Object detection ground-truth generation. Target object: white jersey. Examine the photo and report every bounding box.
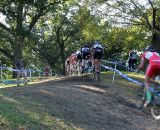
[81,47,90,52]
[93,43,103,49]
[76,51,81,55]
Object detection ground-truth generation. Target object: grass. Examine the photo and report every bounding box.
[0,92,77,130]
[0,77,78,130]
[100,71,145,94]
[0,72,147,130]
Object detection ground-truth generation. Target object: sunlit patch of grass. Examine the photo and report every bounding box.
[39,113,79,130]
[0,98,78,130]
[0,88,78,130]
[100,71,145,92]
[0,76,67,89]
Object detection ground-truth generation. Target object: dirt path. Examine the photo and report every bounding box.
[1,76,160,130]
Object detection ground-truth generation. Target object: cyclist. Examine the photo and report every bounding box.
[91,40,104,73]
[136,45,160,108]
[75,50,82,61]
[69,52,77,75]
[127,49,138,71]
[81,44,91,73]
[16,56,28,85]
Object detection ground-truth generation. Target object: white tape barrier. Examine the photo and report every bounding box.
[101,64,160,96]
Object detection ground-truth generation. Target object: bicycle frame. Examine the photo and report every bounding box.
[139,83,160,120]
[81,59,90,76]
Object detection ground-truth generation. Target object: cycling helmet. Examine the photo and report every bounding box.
[83,44,89,48]
[94,40,101,44]
[144,45,154,52]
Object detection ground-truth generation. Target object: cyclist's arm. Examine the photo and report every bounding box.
[137,57,145,71]
[102,47,104,54]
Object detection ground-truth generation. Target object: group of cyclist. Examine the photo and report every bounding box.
[66,41,160,109]
[65,40,104,76]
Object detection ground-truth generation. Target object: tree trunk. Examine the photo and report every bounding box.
[152,8,160,52]
[152,33,160,52]
[13,37,24,78]
[60,44,65,75]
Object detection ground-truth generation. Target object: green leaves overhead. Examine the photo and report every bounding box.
[1,0,160,74]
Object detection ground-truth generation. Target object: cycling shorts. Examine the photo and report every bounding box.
[82,53,90,60]
[93,51,102,59]
[146,64,160,78]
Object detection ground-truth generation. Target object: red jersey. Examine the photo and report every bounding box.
[142,51,160,77]
[142,51,160,65]
[69,53,77,64]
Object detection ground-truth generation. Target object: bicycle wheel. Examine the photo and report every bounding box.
[151,104,160,120]
[95,72,100,82]
[151,94,160,120]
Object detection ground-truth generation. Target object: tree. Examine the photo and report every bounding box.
[94,0,160,51]
[27,0,80,75]
[52,6,80,74]
[0,0,62,77]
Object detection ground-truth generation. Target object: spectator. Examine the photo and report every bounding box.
[16,56,27,85]
[127,49,137,71]
[45,65,50,76]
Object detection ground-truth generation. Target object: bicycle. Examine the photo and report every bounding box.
[81,59,90,76]
[138,82,160,120]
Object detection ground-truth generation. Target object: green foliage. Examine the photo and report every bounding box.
[1,0,160,74]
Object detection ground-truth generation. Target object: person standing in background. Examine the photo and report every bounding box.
[127,49,138,71]
[16,56,27,86]
[45,64,50,76]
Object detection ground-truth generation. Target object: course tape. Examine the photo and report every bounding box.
[0,66,40,72]
[102,60,136,72]
[2,80,25,84]
[101,64,143,86]
[101,64,160,96]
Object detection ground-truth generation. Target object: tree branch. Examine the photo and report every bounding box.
[0,22,14,35]
[0,48,13,59]
[147,0,154,9]
[27,1,61,34]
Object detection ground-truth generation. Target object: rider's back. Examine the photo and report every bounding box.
[92,40,103,59]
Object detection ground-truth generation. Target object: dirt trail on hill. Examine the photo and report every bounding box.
[1,76,160,130]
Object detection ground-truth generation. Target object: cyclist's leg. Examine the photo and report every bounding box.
[92,58,95,72]
[143,75,153,108]
[81,59,85,73]
[97,59,101,73]
[94,59,99,72]
[95,52,102,73]
[70,63,73,75]
[84,59,88,73]
[93,59,100,81]
[150,69,160,120]
[150,82,160,120]
[143,65,155,107]
[77,60,80,75]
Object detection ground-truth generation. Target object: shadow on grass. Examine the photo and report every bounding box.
[0,73,159,130]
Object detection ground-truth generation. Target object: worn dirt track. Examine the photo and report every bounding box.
[1,76,160,130]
